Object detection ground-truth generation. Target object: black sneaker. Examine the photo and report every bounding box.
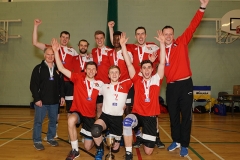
[125,151,133,160]
[33,142,44,150]
[132,136,142,148]
[47,139,59,147]
[66,149,80,160]
[155,138,165,149]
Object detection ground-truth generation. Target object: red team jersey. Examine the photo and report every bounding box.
[100,79,132,116]
[70,73,103,117]
[126,43,160,75]
[92,47,112,83]
[108,49,133,81]
[131,74,161,116]
[164,10,204,83]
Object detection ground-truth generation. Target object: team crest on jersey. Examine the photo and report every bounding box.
[94,83,99,87]
[119,85,123,89]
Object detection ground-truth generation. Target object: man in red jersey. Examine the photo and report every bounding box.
[108,21,165,149]
[163,0,209,157]
[72,39,93,75]
[33,19,78,139]
[52,38,103,160]
[91,30,112,118]
[120,31,166,159]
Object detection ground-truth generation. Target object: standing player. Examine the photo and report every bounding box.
[51,38,103,160]
[108,21,165,148]
[72,39,93,76]
[163,0,209,157]
[33,19,78,138]
[91,30,112,118]
[91,65,132,160]
[120,31,166,159]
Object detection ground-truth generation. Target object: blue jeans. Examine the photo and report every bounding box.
[32,104,58,143]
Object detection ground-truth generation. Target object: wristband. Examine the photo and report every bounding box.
[200,7,206,10]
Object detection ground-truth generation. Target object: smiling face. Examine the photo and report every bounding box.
[162,28,174,46]
[95,33,105,48]
[78,41,88,54]
[108,66,121,83]
[135,28,147,46]
[140,63,153,80]
[59,33,70,46]
[44,48,54,64]
[85,64,97,79]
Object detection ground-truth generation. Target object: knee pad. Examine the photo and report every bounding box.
[91,124,103,138]
[123,117,134,127]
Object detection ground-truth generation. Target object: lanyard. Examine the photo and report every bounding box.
[60,47,67,63]
[45,61,54,78]
[165,43,172,65]
[79,55,85,71]
[137,45,146,63]
[113,50,119,66]
[143,79,151,100]
[85,79,94,99]
[97,47,105,64]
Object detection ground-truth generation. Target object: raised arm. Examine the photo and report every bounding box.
[200,0,209,10]
[32,19,46,50]
[154,31,166,79]
[119,33,136,79]
[51,38,71,78]
[108,21,115,46]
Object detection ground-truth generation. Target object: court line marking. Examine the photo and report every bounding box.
[0,120,48,148]
[190,135,224,160]
[0,119,34,135]
[159,125,192,160]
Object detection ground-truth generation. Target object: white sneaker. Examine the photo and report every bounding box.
[43,136,47,141]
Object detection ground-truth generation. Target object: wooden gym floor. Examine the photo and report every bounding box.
[0,107,240,160]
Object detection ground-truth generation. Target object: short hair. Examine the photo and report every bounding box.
[44,47,53,53]
[94,30,105,38]
[135,26,146,35]
[60,31,70,39]
[78,39,89,47]
[162,25,174,33]
[140,60,153,67]
[85,61,98,70]
[108,65,121,74]
[113,31,122,36]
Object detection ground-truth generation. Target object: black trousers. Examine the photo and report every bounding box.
[166,78,193,147]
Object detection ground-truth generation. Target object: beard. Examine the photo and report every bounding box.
[79,49,87,54]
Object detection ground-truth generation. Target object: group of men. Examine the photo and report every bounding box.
[30,0,209,160]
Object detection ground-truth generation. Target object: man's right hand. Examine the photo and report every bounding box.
[34,19,42,26]
[35,100,42,107]
[108,21,115,28]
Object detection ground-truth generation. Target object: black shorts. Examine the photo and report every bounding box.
[64,81,74,112]
[96,95,103,104]
[133,113,157,148]
[70,111,95,139]
[99,112,123,141]
[125,85,134,107]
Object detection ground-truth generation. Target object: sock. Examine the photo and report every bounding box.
[71,140,79,151]
[96,141,104,150]
[126,147,132,153]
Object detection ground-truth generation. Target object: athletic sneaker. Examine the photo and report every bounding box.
[47,139,59,146]
[95,149,104,160]
[155,138,165,148]
[167,142,181,151]
[125,151,133,160]
[66,149,80,160]
[132,136,143,148]
[33,142,44,150]
[180,147,188,157]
